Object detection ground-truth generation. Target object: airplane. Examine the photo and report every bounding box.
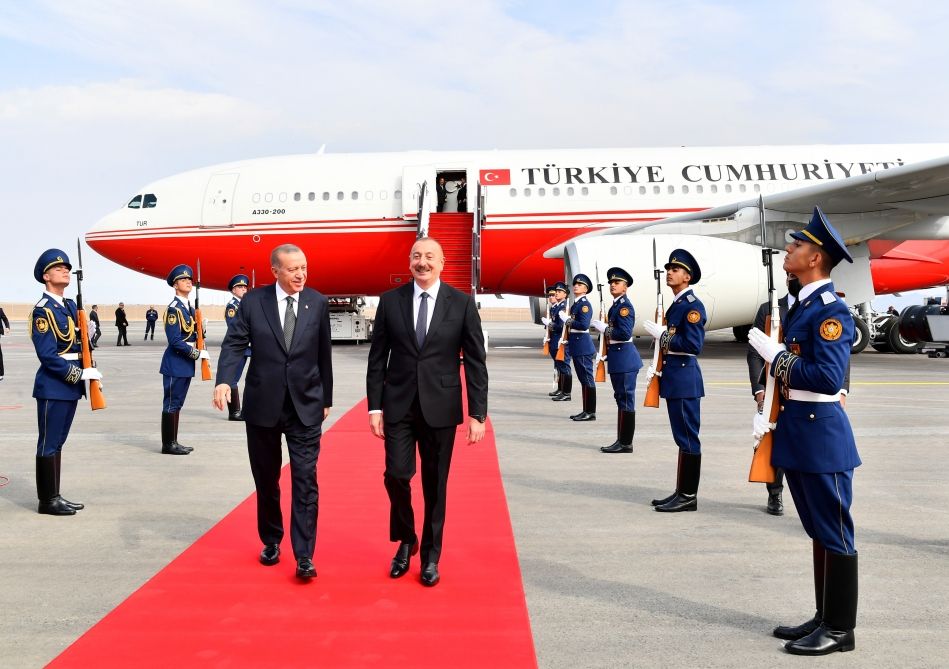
[86,143,949,350]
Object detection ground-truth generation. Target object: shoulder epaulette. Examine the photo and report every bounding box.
[36,298,48,308]
[687,294,696,303]
[168,300,179,309]
[821,292,837,305]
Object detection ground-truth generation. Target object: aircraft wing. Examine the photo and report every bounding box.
[544,154,949,257]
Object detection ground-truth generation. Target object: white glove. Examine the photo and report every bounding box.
[591,319,607,333]
[643,320,666,339]
[81,367,103,381]
[748,328,787,363]
[541,317,551,327]
[558,310,568,323]
[198,349,211,361]
[646,364,657,380]
[753,411,773,440]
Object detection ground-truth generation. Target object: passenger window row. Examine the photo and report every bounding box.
[507,183,761,197]
[252,190,403,204]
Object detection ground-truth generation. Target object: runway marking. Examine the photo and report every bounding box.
[0,405,24,410]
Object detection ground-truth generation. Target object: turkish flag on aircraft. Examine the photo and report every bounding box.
[479,169,511,185]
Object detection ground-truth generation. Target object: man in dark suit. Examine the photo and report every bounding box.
[367,237,488,587]
[115,302,129,346]
[213,243,333,581]
[88,305,101,348]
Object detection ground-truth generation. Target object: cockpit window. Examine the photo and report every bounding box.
[143,194,157,208]
[128,195,142,209]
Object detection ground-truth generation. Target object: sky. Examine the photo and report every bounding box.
[1,0,948,310]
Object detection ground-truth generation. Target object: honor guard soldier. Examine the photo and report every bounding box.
[591,267,642,453]
[560,274,596,421]
[544,281,573,401]
[160,264,209,455]
[30,249,103,515]
[644,249,706,512]
[224,274,251,420]
[749,208,860,656]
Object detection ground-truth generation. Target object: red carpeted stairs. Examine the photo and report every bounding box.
[427,213,473,292]
[48,398,536,668]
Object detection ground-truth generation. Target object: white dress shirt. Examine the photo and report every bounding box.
[413,279,440,336]
[275,282,300,323]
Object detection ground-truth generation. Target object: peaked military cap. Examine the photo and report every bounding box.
[552,281,569,292]
[572,273,593,292]
[665,249,701,285]
[166,264,195,287]
[547,285,557,295]
[228,274,250,291]
[34,249,72,283]
[790,206,854,266]
[607,266,633,285]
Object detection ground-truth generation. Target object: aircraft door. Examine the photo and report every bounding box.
[202,173,239,228]
[401,164,436,237]
[471,176,484,295]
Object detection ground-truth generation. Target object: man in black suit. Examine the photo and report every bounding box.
[367,237,488,587]
[115,302,130,346]
[0,305,9,379]
[89,305,101,348]
[213,243,333,581]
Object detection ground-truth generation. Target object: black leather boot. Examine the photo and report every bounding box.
[36,456,75,516]
[571,386,596,421]
[601,411,634,453]
[652,450,683,506]
[161,412,190,455]
[228,386,244,421]
[53,451,84,510]
[786,552,857,655]
[548,373,562,397]
[774,541,826,640]
[172,412,194,453]
[766,490,784,515]
[656,453,700,512]
[552,374,572,401]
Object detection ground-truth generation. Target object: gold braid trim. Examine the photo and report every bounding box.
[41,307,77,348]
[773,351,798,387]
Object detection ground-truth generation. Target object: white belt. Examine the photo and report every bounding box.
[609,339,635,345]
[787,389,839,403]
[666,352,695,357]
[570,329,590,334]
[60,353,80,360]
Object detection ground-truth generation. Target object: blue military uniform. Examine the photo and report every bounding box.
[30,249,87,515]
[160,264,200,455]
[653,249,706,513]
[565,274,597,421]
[547,281,573,401]
[599,266,643,453]
[763,208,860,655]
[224,274,251,420]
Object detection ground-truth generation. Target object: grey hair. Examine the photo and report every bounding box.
[271,243,303,268]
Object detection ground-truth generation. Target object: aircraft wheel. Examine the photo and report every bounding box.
[870,340,893,353]
[851,315,870,354]
[732,324,752,343]
[887,318,921,354]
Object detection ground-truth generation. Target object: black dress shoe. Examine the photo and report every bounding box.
[784,625,855,655]
[654,493,697,512]
[390,540,419,579]
[570,412,596,421]
[38,497,76,516]
[296,557,316,580]
[161,443,191,455]
[767,491,784,515]
[551,393,571,402]
[651,491,677,507]
[420,562,440,587]
[228,411,244,422]
[548,389,563,397]
[58,495,84,510]
[773,615,821,640]
[259,544,280,566]
[600,442,632,453]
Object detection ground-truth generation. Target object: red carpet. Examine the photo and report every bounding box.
[49,399,536,668]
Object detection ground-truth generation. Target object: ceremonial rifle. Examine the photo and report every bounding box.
[750,196,778,483]
[542,279,550,356]
[643,239,664,408]
[195,259,212,381]
[555,279,568,362]
[594,263,607,382]
[74,239,106,410]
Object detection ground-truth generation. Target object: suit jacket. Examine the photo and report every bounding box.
[216,284,333,427]
[367,282,487,428]
[114,308,128,327]
[88,310,100,327]
[0,307,9,335]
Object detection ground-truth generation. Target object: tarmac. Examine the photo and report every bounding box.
[1,320,948,668]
